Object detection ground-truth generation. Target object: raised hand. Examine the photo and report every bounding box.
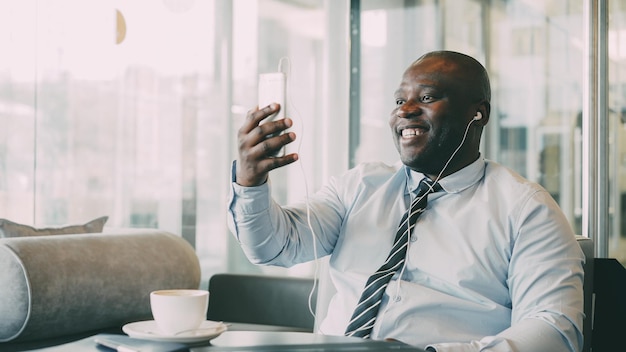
[235,103,298,187]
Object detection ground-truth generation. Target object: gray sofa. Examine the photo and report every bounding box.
[0,229,201,350]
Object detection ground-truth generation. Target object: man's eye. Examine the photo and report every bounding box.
[395,99,405,106]
[421,95,434,102]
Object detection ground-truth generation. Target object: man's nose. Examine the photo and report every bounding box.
[396,101,421,118]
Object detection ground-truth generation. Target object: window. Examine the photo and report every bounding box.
[0,0,349,284]
[353,0,625,263]
[1,0,625,278]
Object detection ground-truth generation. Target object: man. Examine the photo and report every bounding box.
[227,51,584,351]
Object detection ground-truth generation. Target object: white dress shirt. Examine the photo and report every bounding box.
[227,156,585,352]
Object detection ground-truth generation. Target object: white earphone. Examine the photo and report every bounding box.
[391,106,484,307]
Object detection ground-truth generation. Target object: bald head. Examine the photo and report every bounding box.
[413,51,491,103]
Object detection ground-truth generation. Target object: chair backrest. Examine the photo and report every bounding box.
[576,235,594,352]
[591,257,626,352]
[207,273,317,332]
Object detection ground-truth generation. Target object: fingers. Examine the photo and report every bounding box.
[240,105,292,144]
[236,151,299,187]
[256,131,296,156]
[240,103,281,135]
[238,118,294,157]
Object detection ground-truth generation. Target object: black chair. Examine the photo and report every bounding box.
[591,257,626,352]
[576,236,594,352]
[577,235,626,352]
[207,273,317,332]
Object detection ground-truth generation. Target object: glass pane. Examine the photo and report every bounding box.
[230,0,349,276]
[0,0,37,223]
[357,0,584,232]
[0,0,350,282]
[609,0,626,264]
[0,0,231,284]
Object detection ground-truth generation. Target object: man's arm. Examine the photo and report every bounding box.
[427,190,584,352]
[227,160,344,267]
[227,103,312,266]
[426,319,569,352]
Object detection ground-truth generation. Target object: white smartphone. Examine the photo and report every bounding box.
[258,72,286,122]
[258,72,287,156]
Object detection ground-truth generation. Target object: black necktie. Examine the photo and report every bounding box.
[344,178,441,338]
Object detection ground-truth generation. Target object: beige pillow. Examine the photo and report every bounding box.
[0,216,108,238]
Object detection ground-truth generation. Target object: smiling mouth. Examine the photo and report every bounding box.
[401,127,427,138]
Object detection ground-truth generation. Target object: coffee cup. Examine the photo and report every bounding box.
[150,289,209,336]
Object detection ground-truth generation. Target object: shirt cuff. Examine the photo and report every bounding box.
[229,160,271,215]
[425,343,480,352]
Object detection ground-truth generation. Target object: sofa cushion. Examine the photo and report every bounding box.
[0,216,108,238]
[0,229,201,343]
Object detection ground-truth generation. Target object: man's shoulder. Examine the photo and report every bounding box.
[483,160,548,194]
[331,161,404,190]
[350,160,403,174]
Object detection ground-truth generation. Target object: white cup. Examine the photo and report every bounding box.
[150,289,209,336]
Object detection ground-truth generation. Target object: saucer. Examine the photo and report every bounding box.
[122,320,228,343]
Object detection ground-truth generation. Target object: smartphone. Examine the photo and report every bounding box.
[258,72,286,121]
[258,72,287,156]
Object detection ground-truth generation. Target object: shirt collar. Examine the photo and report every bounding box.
[405,155,486,195]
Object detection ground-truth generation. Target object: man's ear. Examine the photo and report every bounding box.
[475,101,490,126]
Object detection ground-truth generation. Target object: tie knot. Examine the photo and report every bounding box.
[416,178,441,197]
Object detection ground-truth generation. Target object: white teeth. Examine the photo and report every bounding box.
[402,128,421,137]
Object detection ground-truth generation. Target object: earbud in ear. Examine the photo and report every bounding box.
[473,112,482,121]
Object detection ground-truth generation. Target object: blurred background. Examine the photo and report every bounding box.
[0,0,624,285]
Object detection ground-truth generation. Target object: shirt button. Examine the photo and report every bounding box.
[394,295,402,302]
[410,235,417,242]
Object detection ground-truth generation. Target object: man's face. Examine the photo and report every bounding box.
[389,57,477,176]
